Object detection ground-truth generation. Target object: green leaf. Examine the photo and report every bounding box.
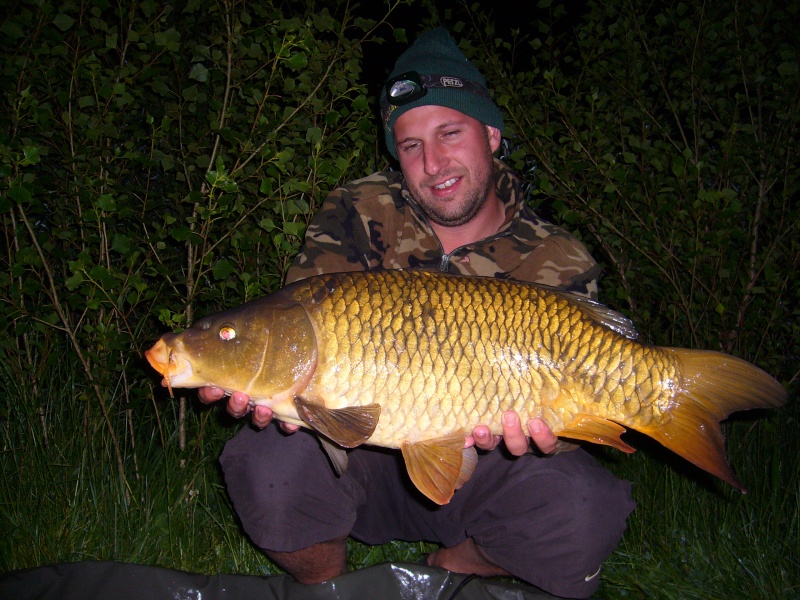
[96,194,116,211]
[89,265,118,290]
[285,198,309,215]
[306,127,322,146]
[287,52,308,70]
[259,179,274,195]
[189,63,208,82]
[7,186,32,204]
[169,225,203,244]
[212,259,235,280]
[154,28,181,52]
[182,85,198,101]
[111,234,131,254]
[777,61,798,77]
[22,146,41,166]
[53,14,75,31]
[283,221,305,237]
[171,225,193,242]
[0,20,25,39]
[276,148,295,164]
[65,273,84,291]
[151,79,171,96]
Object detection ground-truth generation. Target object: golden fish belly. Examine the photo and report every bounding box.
[294,270,676,448]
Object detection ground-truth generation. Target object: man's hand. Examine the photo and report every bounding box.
[467,411,559,455]
[197,386,299,432]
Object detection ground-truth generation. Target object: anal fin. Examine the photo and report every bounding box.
[294,397,380,448]
[401,430,476,505]
[559,415,635,453]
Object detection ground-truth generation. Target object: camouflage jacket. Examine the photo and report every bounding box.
[286,159,600,300]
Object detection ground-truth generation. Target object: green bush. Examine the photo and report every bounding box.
[2,0,386,487]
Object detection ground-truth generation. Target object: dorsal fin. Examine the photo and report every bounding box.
[545,287,638,340]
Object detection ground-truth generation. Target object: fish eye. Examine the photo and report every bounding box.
[219,325,237,341]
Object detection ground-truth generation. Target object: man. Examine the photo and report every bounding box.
[200,27,635,599]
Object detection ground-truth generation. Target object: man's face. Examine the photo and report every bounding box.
[394,105,502,227]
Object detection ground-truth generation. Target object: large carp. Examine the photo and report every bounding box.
[145,270,786,504]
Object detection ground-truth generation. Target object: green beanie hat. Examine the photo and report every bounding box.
[380,27,504,158]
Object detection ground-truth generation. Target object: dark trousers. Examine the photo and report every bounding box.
[221,425,635,599]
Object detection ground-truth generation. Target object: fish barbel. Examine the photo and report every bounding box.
[145,270,786,504]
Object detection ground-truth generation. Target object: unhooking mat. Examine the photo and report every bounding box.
[0,560,563,599]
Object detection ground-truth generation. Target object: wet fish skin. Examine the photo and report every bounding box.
[145,270,786,504]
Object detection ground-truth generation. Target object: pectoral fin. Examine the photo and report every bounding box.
[401,430,477,505]
[294,397,380,448]
[559,415,635,453]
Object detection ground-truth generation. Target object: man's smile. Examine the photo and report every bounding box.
[433,177,459,190]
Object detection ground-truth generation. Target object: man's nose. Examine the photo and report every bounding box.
[423,143,449,176]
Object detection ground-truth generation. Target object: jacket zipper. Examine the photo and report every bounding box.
[438,228,514,273]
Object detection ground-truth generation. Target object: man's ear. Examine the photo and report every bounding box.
[486,125,502,153]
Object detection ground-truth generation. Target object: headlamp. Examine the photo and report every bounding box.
[383,71,492,107]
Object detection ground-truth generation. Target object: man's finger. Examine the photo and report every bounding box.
[198,386,225,404]
[501,411,530,456]
[251,404,274,429]
[528,418,558,454]
[226,391,251,419]
[471,425,500,451]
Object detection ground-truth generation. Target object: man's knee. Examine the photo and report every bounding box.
[536,452,634,559]
[220,426,357,552]
[468,451,635,597]
[563,469,634,567]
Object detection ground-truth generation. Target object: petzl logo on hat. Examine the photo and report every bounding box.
[439,76,464,87]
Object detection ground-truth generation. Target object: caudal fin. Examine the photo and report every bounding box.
[636,349,786,493]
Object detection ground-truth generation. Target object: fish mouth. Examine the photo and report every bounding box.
[144,338,194,396]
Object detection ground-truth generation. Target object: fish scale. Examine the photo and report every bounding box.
[299,271,656,445]
[145,269,786,504]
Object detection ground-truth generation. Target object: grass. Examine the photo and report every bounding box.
[1,354,797,598]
